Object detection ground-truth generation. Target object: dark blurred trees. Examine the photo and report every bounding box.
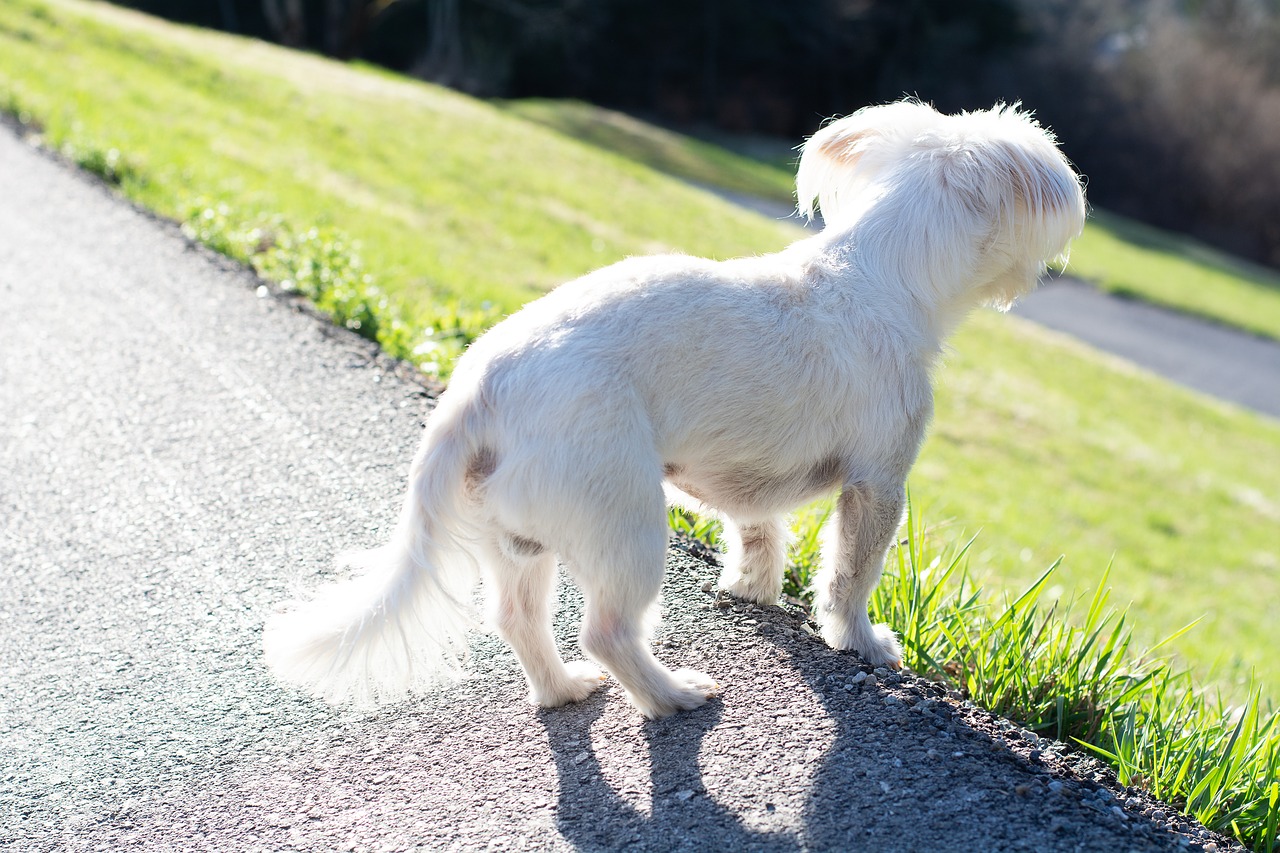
[1007,0,1280,265]
[514,0,1025,135]
[110,0,1280,267]
[112,0,1026,135]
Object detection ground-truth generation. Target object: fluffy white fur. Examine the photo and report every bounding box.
[264,100,1086,719]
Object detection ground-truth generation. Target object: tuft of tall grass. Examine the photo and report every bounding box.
[1090,682,1280,852]
[667,507,723,547]
[678,498,1279,852]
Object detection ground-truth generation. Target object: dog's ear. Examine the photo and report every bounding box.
[938,107,1087,306]
[796,100,941,228]
[984,131,1088,266]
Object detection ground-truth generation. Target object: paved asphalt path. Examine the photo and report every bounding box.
[0,127,1242,851]
[1012,278,1280,419]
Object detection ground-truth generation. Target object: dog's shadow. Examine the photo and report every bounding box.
[538,694,793,851]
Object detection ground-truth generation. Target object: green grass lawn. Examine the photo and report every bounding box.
[2,0,1278,697]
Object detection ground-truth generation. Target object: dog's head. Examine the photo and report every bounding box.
[797,100,1086,312]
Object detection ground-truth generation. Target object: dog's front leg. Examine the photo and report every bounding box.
[812,482,906,668]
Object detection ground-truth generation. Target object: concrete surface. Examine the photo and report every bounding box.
[1011,277,1280,418]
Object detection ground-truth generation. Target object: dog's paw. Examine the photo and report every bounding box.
[718,538,785,605]
[719,567,784,606]
[530,661,607,708]
[819,614,903,670]
[860,623,904,670]
[629,669,720,719]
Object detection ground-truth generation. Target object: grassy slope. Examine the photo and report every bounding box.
[0,0,794,320]
[1069,210,1280,341]
[501,99,798,202]
[923,313,1280,683]
[2,0,1278,693]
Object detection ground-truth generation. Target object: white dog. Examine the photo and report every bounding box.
[264,100,1086,719]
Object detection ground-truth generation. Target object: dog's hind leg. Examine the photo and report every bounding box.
[485,538,605,707]
[719,516,788,605]
[812,482,906,668]
[567,515,719,719]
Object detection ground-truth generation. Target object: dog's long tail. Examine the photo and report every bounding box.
[263,406,483,706]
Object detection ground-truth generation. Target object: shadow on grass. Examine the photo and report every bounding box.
[499,98,796,205]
